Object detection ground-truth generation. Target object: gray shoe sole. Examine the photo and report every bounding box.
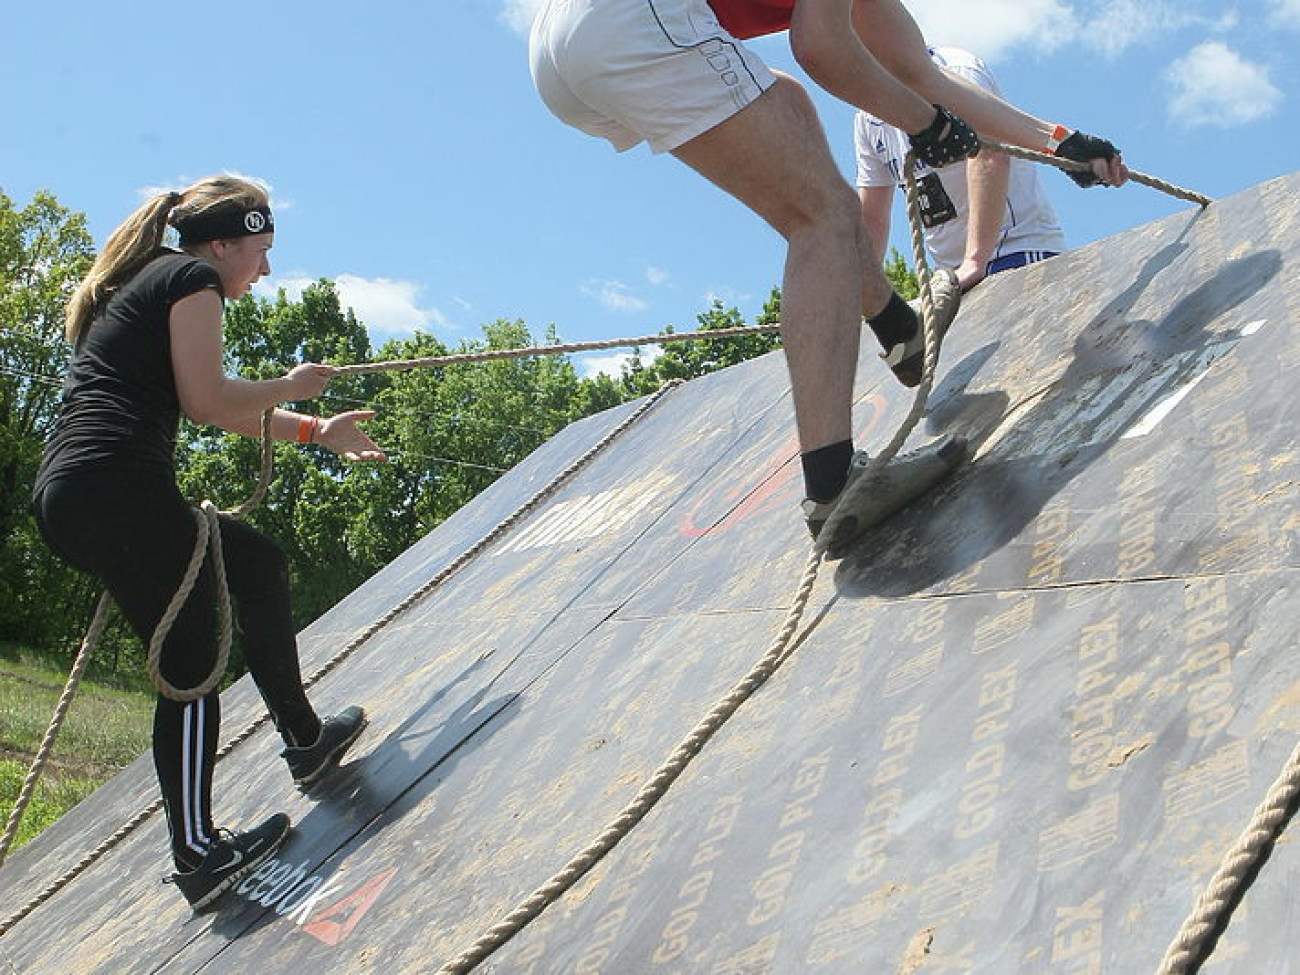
[816,434,968,560]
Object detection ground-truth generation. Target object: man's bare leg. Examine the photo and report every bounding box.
[673,74,867,454]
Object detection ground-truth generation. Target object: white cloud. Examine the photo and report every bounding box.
[1165,41,1282,127]
[581,278,649,313]
[908,0,1079,59]
[258,273,449,342]
[1269,0,1300,28]
[575,346,663,380]
[646,265,670,287]
[499,0,544,37]
[1085,0,1175,57]
[911,1,1243,60]
[702,285,752,309]
[138,173,286,209]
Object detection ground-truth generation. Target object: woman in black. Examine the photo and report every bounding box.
[33,175,383,911]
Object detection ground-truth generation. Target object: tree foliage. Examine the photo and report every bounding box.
[1,188,922,685]
[0,190,97,649]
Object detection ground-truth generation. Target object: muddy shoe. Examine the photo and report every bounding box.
[283,706,368,788]
[809,434,968,560]
[802,450,871,542]
[168,813,291,912]
[882,269,961,387]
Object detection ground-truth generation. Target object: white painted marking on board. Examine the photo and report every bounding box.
[1121,319,1265,439]
[498,474,679,553]
[1120,371,1209,439]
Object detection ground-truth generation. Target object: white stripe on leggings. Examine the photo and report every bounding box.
[179,701,212,856]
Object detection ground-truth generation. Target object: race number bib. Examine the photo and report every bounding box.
[916,172,958,228]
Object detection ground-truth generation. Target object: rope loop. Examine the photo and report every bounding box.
[144,501,232,703]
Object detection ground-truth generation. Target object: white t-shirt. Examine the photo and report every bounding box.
[854,46,1066,270]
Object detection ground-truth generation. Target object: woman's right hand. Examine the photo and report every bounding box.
[284,362,336,400]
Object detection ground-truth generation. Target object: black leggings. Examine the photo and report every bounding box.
[33,469,319,868]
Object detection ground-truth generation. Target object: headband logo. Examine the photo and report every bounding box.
[244,211,268,233]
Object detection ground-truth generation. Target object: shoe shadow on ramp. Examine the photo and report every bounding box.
[834,246,1283,599]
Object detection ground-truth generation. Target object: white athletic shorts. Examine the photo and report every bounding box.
[529,0,777,154]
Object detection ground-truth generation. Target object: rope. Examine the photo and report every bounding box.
[0,592,112,869]
[1154,740,1300,974]
[144,502,232,702]
[333,324,778,376]
[435,548,825,974]
[978,137,1212,208]
[432,142,1217,970]
[0,381,680,939]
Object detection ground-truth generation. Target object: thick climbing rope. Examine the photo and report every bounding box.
[0,590,111,870]
[980,137,1212,208]
[1154,742,1300,973]
[332,323,778,376]
[0,378,680,938]
[979,137,1300,975]
[0,329,784,868]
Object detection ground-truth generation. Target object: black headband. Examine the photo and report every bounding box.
[173,204,274,246]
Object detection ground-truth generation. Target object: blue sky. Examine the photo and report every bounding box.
[3,0,1296,377]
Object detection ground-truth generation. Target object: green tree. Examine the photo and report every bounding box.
[0,190,96,649]
[884,247,920,299]
[1,188,797,680]
[619,289,783,395]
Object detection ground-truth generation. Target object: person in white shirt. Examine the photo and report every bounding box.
[856,46,1067,292]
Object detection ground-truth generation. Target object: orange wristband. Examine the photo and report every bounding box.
[297,415,317,444]
[1045,124,1070,154]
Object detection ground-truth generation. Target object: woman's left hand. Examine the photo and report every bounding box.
[316,411,388,463]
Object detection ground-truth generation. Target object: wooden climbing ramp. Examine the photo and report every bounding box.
[3,171,1299,974]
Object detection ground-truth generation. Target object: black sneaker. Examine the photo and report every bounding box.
[282,706,368,788]
[168,813,291,912]
[881,269,961,387]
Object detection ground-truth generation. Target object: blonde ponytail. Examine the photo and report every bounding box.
[63,192,177,343]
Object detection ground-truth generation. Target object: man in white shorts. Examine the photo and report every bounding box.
[857,46,1067,293]
[529,0,1127,558]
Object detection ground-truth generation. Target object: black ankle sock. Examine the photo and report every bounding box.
[801,440,855,503]
[866,292,918,350]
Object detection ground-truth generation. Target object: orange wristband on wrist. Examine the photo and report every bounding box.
[297,415,318,444]
[1045,124,1070,154]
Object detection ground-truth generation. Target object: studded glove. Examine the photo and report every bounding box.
[908,105,980,168]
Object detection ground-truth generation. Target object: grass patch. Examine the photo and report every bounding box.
[1,760,103,851]
[1,656,152,854]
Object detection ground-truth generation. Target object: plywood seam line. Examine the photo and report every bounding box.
[0,380,681,937]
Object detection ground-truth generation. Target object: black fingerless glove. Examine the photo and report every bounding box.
[1055,130,1120,187]
[908,105,980,168]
